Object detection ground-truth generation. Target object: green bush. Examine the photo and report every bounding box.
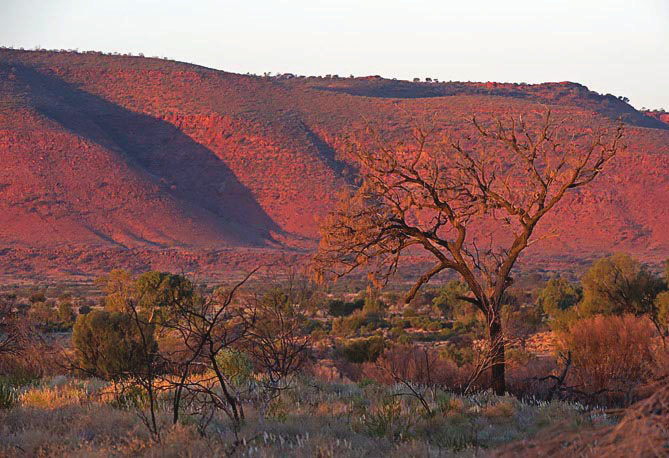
[402,307,418,318]
[432,281,470,320]
[363,398,410,439]
[215,348,253,384]
[111,385,149,410]
[537,276,582,315]
[58,301,75,324]
[72,310,157,380]
[332,310,366,335]
[339,336,385,363]
[441,343,475,367]
[427,321,442,331]
[0,381,18,409]
[397,333,414,345]
[579,254,664,318]
[327,299,364,317]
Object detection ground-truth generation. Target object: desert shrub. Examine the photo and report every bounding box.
[99,269,194,320]
[57,301,75,324]
[0,342,64,382]
[0,330,63,382]
[407,287,440,310]
[503,304,545,340]
[579,254,665,319]
[0,381,18,409]
[426,321,442,332]
[29,291,46,304]
[362,398,410,439]
[331,309,384,336]
[72,310,157,380]
[361,292,386,315]
[558,314,659,403]
[397,333,414,345]
[506,354,561,401]
[215,348,253,384]
[19,381,89,409]
[537,276,582,314]
[332,314,359,335]
[16,303,30,315]
[654,291,669,332]
[535,276,582,331]
[28,302,58,326]
[432,280,470,320]
[2,292,63,380]
[362,344,469,389]
[244,285,311,391]
[327,298,364,317]
[110,384,150,410]
[441,341,476,367]
[339,336,385,363]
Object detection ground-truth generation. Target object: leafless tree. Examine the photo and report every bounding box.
[241,280,312,420]
[315,109,624,394]
[156,269,259,428]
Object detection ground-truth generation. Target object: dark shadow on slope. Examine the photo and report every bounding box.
[310,80,668,130]
[5,63,282,245]
[312,81,456,99]
[298,120,354,179]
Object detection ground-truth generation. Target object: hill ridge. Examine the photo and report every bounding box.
[0,48,668,279]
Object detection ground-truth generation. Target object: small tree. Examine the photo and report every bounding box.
[538,276,582,314]
[579,253,666,333]
[315,110,623,394]
[243,285,311,419]
[432,280,472,321]
[72,309,157,381]
[580,254,665,316]
[537,276,582,330]
[57,301,75,324]
[153,270,257,428]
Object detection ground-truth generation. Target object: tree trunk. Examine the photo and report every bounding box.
[488,310,506,395]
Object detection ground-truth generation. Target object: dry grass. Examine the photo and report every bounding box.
[0,375,607,457]
[492,379,669,457]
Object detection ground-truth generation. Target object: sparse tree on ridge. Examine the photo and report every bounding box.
[314,110,624,394]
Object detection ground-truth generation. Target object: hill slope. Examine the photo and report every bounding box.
[0,49,668,279]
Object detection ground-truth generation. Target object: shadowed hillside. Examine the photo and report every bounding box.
[0,49,668,279]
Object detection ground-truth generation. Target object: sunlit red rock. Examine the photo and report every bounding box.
[0,49,667,279]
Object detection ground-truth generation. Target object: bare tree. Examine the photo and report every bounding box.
[315,110,624,394]
[155,269,259,428]
[242,280,312,420]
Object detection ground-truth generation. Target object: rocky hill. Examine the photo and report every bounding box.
[1,49,668,280]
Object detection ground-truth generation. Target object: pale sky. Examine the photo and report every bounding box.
[1,0,668,110]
